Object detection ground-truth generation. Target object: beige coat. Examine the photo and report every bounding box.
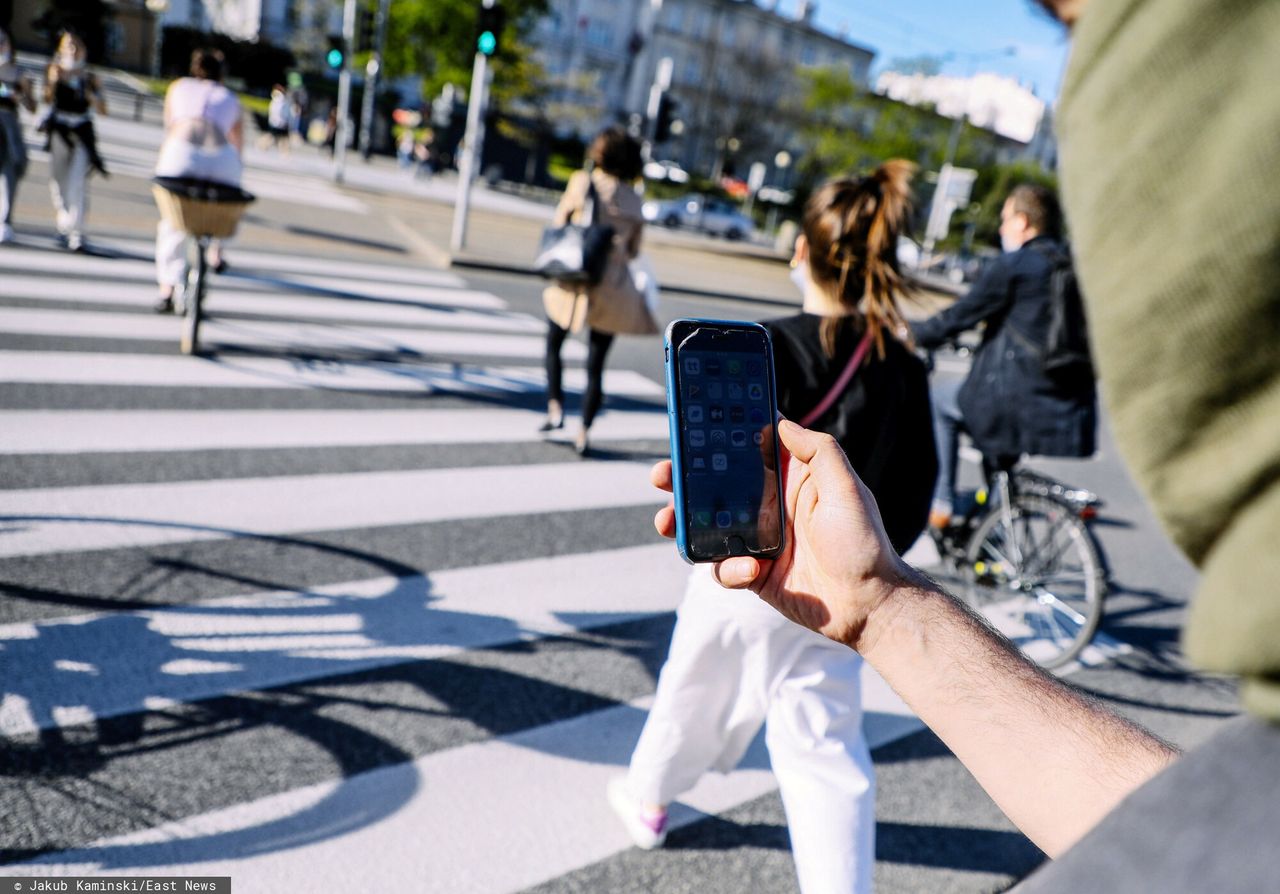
[542,169,657,335]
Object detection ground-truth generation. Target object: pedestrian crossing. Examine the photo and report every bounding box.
[0,239,1124,891]
[0,238,927,892]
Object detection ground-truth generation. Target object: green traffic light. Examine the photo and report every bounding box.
[477,30,497,55]
[327,48,344,68]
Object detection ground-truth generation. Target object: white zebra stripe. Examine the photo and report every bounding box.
[0,243,466,289]
[0,350,665,398]
[0,407,667,454]
[0,461,662,558]
[0,307,578,361]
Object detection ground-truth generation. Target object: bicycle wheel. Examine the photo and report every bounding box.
[180,241,207,355]
[963,493,1105,669]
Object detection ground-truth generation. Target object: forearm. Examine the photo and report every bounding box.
[860,570,1177,857]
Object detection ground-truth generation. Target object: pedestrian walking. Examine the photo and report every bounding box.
[611,161,937,894]
[912,184,1096,530]
[542,126,657,456]
[152,48,244,314]
[40,31,107,253]
[0,28,36,244]
[260,84,289,153]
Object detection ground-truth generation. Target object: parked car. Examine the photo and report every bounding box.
[643,159,690,184]
[641,194,756,240]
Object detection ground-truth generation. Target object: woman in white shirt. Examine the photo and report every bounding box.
[153,48,243,313]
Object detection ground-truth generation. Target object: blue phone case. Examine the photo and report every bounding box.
[664,318,785,564]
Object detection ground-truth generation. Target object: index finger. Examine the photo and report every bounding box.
[650,459,673,493]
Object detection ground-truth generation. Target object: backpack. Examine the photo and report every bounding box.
[1033,242,1094,379]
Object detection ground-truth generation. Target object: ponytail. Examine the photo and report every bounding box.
[804,160,918,359]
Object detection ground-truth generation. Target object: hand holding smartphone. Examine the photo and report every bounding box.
[664,319,785,563]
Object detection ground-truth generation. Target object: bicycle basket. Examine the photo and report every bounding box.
[152,177,256,239]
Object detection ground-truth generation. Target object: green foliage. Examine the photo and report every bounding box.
[380,0,548,102]
[960,161,1061,246]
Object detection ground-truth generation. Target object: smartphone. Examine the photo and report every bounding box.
[665,318,785,564]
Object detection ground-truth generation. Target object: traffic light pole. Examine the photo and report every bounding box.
[450,47,489,252]
[333,0,357,183]
[358,0,392,159]
[642,56,673,163]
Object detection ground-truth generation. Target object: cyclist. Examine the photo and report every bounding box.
[911,184,1096,529]
[153,49,243,314]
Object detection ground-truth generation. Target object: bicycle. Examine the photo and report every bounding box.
[152,176,255,355]
[930,461,1108,669]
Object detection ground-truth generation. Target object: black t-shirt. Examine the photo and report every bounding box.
[766,313,937,553]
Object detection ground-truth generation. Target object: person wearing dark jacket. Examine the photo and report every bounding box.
[912,184,1096,528]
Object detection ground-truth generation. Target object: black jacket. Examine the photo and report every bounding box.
[768,314,937,553]
[912,237,1096,460]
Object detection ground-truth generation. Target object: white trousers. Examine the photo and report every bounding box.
[627,566,875,894]
[49,135,90,238]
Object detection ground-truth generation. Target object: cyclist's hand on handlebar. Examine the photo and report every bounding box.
[652,419,911,652]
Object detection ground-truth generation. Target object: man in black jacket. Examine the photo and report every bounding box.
[912,184,1096,528]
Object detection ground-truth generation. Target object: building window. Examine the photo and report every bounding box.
[682,56,702,84]
[586,20,614,49]
[691,5,712,39]
[662,3,684,31]
[800,41,817,66]
[720,17,736,47]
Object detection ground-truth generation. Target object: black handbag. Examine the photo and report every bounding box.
[534,175,615,286]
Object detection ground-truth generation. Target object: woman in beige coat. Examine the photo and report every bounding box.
[542,127,650,456]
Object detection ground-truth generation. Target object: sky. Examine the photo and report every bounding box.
[811,0,1072,100]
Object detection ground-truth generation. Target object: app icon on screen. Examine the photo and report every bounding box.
[691,455,707,471]
[706,359,722,375]
[747,361,762,376]
[707,382,724,399]
[727,383,744,400]
[712,453,728,471]
[709,406,724,422]
[726,359,742,375]
[716,511,733,528]
[689,429,706,448]
[683,357,701,375]
[686,405,704,423]
[730,430,748,448]
[710,430,726,446]
[730,406,745,423]
[694,510,712,528]
[737,509,753,525]
[753,430,764,445]
[749,407,766,424]
[687,382,702,399]
[748,384,765,401]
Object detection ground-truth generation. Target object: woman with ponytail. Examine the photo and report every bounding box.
[609,161,937,892]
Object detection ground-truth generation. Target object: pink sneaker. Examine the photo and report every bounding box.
[607,777,668,849]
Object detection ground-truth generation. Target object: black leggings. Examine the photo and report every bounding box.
[545,320,615,429]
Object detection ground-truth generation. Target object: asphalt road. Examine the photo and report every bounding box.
[0,94,1241,894]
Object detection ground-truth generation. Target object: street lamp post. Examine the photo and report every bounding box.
[145,0,170,79]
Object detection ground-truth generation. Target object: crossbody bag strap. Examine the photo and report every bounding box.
[799,328,874,429]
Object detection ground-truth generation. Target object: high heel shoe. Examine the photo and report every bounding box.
[574,428,590,457]
[538,415,565,433]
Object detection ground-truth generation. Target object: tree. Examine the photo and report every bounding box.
[381,0,548,100]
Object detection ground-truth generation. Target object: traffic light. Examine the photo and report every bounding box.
[476,3,505,56]
[355,6,376,53]
[325,35,346,70]
[655,94,680,143]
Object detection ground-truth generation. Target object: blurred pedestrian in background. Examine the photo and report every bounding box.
[414,133,437,180]
[286,72,308,149]
[152,48,243,314]
[912,184,1096,530]
[542,126,656,456]
[0,27,35,244]
[40,30,106,253]
[260,84,289,153]
[610,161,936,894]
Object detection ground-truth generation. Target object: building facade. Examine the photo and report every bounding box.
[531,0,875,177]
